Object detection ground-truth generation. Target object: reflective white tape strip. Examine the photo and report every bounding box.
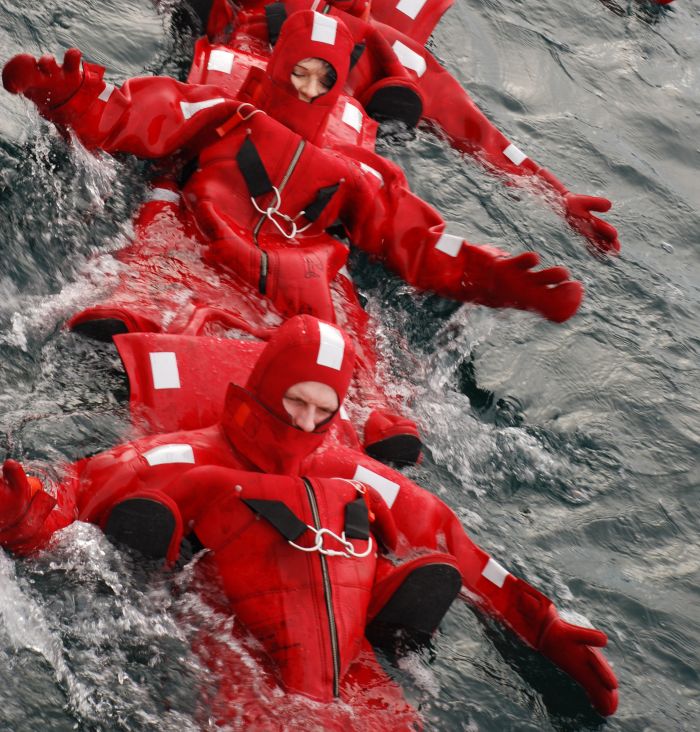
[317,322,345,370]
[435,233,462,257]
[396,0,428,20]
[310,0,322,9]
[503,143,527,166]
[180,97,226,120]
[311,12,337,44]
[482,557,510,588]
[352,465,400,508]
[142,444,195,467]
[339,405,349,420]
[338,265,352,281]
[98,83,114,103]
[392,40,427,77]
[147,187,180,203]
[342,102,363,133]
[359,162,384,186]
[149,352,181,390]
[207,49,235,74]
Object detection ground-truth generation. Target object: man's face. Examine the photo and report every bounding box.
[290,58,335,102]
[283,381,339,432]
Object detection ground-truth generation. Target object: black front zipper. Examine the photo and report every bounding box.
[302,477,341,697]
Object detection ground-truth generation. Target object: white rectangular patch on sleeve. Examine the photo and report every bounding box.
[503,142,527,166]
[180,98,226,120]
[149,352,181,390]
[148,187,180,203]
[143,444,195,467]
[352,465,400,508]
[317,322,345,370]
[396,0,428,20]
[482,557,510,588]
[98,83,114,103]
[392,40,427,78]
[359,162,384,186]
[435,233,462,257]
[339,405,350,420]
[342,102,363,133]
[311,12,337,45]
[207,49,235,74]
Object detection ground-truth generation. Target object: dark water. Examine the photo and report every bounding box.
[1,0,698,730]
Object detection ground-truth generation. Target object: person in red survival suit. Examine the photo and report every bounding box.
[0,315,618,718]
[3,12,583,326]
[186,0,621,253]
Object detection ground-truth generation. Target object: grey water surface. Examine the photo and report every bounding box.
[1,0,698,730]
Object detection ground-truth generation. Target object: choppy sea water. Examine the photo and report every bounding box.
[0,0,698,730]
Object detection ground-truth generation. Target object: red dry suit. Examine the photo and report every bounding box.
[2,25,583,324]
[0,315,618,717]
[201,0,620,252]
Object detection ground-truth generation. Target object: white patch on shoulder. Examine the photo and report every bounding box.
[180,98,226,120]
[352,465,400,508]
[342,102,363,133]
[142,444,195,467]
[392,40,427,78]
[98,83,114,103]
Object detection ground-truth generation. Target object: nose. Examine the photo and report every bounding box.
[299,77,324,101]
[294,405,317,433]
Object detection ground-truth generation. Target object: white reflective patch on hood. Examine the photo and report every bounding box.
[482,557,509,588]
[180,98,226,120]
[207,49,235,74]
[147,187,180,203]
[149,352,181,390]
[503,142,527,166]
[352,465,400,508]
[317,322,345,370]
[311,12,337,45]
[392,40,427,77]
[142,444,195,467]
[342,102,363,133]
[435,233,462,257]
[396,0,428,20]
[339,405,350,420]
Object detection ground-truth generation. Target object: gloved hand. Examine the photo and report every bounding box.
[0,459,35,529]
[2,48,83,113]
[563,193,620,254]
[462,245,583,323]
[0,459,55,550]
[539,606,619,716]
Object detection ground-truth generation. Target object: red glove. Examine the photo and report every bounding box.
[0,459,56,550]
[539,607,619,716]
[563,193,620,254]
[2,48,84,113]
[462,246,583,323]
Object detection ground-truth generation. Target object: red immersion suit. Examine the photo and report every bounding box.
[3,14,584,324]
[0,315,618,718]
[197,0,620,252]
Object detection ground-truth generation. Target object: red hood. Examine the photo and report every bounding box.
[255,9,355,143]
[221,315,356,473]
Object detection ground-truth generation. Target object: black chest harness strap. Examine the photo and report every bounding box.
[242,495,372,558]
[237,136,341,239]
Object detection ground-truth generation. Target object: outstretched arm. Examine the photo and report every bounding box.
[339,146,583,322]
[0,460,75,554]
[3,49,240,158]
[365,23,620,253]
[309,447,618,716]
